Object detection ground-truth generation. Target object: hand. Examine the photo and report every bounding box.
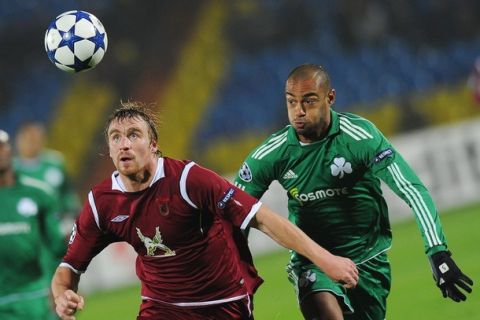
[54,289,85,320]
[322,254,359,289]
[428,251,473,302]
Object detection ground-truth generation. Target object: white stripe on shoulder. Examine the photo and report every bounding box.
[180,162,198,209]
[18,176,55,196]
[252,131,288,160]
[339,116,373,140]
[339,124,362,140]
[88,191,101,230]
[240,201,262,230]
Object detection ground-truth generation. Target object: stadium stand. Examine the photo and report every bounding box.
[1,0,480,180]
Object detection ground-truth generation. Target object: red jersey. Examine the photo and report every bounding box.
[62,157,263,306]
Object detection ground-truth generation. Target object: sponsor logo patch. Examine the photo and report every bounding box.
[217,188,235,209]
[290,187,349,202]
[374,148,394,163]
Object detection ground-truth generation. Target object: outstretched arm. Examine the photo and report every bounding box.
[374,149,473,301]
[51,267,84,320]
[250,204,359,288]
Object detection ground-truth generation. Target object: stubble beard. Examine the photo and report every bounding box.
[126,169,151,184]
[295,120,328,142]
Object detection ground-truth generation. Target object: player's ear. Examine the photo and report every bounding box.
[150,141,158,154]
[327,89,336,105]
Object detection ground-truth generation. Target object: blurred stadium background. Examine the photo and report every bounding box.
[1,0,479,319]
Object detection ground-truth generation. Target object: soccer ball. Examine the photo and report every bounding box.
[44,10,108,73]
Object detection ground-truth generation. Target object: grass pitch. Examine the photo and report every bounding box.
[78,203,479,319]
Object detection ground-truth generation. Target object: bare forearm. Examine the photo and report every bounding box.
[251,204,359,287]
[52,266,80,299]
[52,266,85,319]
[252,204,333,267]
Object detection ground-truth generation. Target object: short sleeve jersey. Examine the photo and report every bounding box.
[62,157,263,306]
[234,111,447,264]
[0,175,64,298]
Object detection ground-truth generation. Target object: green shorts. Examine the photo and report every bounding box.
[287,252,391,320]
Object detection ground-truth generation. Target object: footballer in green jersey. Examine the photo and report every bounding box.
[14,122,80,220]
[0,129,66,320]
[234,64,473,320]
[13,122,80,320]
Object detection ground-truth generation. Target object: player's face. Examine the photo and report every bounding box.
[16,125,45,158]
[286,76,335,143]
[107,117,158,179]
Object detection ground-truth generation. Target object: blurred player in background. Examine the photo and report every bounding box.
[234,64,474,320]
[0,129,66,320]
[14,121,81,320]
[14,121,81,227]
[51,103,358,320]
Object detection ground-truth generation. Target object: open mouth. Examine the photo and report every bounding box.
[294,121,305,128]
[119,156,133,163]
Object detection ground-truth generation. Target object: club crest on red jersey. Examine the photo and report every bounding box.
[136,227,175,257]
[156,197,169,216]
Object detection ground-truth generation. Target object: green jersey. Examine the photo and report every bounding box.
[14,149,80,216]
[234,110,447,263]
[0,175,65,316]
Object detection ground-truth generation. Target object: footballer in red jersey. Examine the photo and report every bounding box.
[63,157,263,305]
[52,102,358,320]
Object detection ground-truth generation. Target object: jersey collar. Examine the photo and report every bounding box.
[287,109,341,145]
[111,157,166,192]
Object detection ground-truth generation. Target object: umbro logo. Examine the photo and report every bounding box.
[283,170,298,179]
[111,215,129,222]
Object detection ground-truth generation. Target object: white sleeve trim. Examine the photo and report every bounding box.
[240,201,262,230]
[59,262,84,274]
[87,191,101,230]
[180,162,198,209]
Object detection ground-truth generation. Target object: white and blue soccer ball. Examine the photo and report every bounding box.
[44,10,108,73]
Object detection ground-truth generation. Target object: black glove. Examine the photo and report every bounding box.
[428,251,473,302]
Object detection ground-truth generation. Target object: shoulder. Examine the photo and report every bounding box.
[163,157,191,175]
[89,175,118,206]
[41,149,66,164]
[337,112,382,142]
[248,126,290,161]
[17,174,55,197]
[184,161,221,183]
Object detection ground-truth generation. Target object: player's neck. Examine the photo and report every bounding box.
[299,123,330,143]
[120,159,158,192]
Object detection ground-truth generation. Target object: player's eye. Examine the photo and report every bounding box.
[111,135,121,143]
[129,132,138,140]
[303,98,318,105]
